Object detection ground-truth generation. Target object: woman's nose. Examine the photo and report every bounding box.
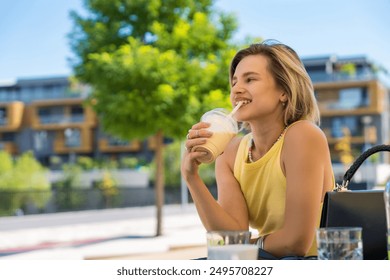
[232,84,244,95]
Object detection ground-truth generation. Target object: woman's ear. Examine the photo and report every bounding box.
[279,92,288,103]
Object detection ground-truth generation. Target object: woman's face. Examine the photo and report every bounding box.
[230,54,285,123]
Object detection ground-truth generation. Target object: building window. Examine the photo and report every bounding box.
[20,88,33,103]
[316,87,369,110]
[70,105,84,122]
[0,91,7,102]
[337,88,369,109]
[0,108,7,125]
[34,86,45,100]
[2,132,15,142]
[34,131,48,151]
[38,106,65,124]
[64,128,81,147]
[331,117,362,138]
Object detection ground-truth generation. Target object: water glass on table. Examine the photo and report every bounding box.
[316,227,363,260]
[206,230,258,260]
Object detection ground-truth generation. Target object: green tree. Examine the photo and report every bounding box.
[69,0,238,235]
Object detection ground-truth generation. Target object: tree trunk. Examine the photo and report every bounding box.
[154,130,165,236]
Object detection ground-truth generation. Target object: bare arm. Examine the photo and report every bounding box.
[262,121,333,257]
[214,137,249,230]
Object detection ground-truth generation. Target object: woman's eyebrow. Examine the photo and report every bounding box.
[242,71,260,77]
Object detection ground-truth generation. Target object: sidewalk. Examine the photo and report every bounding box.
[0,204,207,260]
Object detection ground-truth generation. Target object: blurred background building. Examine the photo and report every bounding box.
[0,76,157,166]
[303,54,390,187]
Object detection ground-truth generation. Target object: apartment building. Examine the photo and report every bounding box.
[0,76,154,169]
[303,55,390,184]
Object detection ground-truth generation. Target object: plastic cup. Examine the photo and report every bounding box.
[193,108,239,164]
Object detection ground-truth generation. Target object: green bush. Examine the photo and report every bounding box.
[52,163,86,210]
[0,151,51,215]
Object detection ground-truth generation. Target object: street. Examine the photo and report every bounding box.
[0,204,207,260]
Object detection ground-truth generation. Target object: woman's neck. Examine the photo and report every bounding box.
[249,122,286,159]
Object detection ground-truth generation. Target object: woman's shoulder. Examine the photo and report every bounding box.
[284,120,329,150]
[285,120,327,141]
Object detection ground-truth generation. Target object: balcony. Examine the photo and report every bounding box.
[53,128,93,154]
[39,114,85,125]
[315,80,385,116]
[98,138,141,153]
[308,71,377,83]
[30,99,97,130]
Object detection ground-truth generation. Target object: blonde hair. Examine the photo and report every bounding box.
[230,40,320,125]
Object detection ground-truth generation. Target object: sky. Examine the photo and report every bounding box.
[0,0,389,85]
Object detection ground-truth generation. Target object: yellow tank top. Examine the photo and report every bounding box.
[233,123,323,256]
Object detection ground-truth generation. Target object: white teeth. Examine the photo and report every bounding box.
[236,100,251,106]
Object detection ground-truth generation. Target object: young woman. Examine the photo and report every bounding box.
[181,40,334,258]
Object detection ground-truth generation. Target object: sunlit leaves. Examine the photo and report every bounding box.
[69,0,239,140]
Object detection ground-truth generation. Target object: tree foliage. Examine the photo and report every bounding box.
[68,0,240,235]
[68,0,238,140]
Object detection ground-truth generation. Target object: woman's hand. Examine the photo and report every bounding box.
[181,122,248,232]
[181,122,213,180]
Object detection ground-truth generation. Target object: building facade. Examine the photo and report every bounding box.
[0,76,156,169]
[303,55,390,185]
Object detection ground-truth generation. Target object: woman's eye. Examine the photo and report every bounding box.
[246,77,254,83]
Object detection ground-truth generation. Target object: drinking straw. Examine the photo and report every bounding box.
[228,101,244,118]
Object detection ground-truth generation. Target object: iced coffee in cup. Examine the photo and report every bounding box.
[192,108,239,164]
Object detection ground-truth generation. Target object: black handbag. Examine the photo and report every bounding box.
[320,145,389,260]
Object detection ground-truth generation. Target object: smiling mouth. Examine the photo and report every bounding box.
[235,100,251,106]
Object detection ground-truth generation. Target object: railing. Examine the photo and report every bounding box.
[0,91,83,103]
[39,115,66,124]
[308,72,378,83]
[107,139,130,146]
[39,114,85,125]
[70,115,85,123]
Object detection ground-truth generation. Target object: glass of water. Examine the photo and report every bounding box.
[316,227,363,260]
[206,231,258,260]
